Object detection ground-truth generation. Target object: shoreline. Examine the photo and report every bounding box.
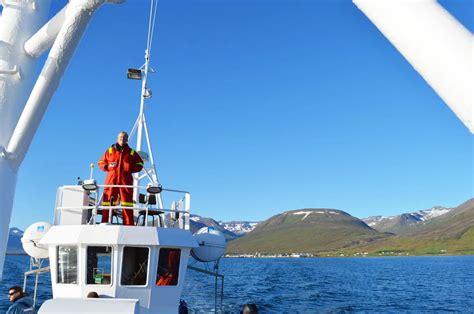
[224,253,474,258]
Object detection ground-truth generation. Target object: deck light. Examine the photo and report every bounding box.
[127,68,142,80]
[82,179,98,191]
[147,183,162,194]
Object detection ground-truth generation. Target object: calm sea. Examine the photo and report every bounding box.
[1,255,473,313]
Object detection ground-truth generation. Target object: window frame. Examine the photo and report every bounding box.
[119,246,151,288]
[56,245,79,285]
[85,245,114,287]
[156,247,182,288]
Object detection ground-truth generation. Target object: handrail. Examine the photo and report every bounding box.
[55,184,191,229]
[96,184,190,194]
[56,206,189,214]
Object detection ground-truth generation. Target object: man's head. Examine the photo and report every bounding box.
[117,131,129,146]
[8,286,23,303]
[87,291,99,298]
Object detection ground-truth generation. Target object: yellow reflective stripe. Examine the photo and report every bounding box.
[121,201,134,207]
[136,162,144,166]
[102,201,118,206]
[108,147,113,154]
[130,149,135,156]
[98,160,106,164]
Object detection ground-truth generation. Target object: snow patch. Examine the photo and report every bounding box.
[220,221,259,235]
[419,207,452,220]
[293,211,313,220]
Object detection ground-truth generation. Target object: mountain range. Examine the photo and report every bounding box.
[363,206,454,234]
[348,199,474,256]
[8,199,473,256]
[227,199,474,256]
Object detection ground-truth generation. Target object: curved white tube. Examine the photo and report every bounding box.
[24,5,68,58]
[0,0,52,282]
[7,0,107,167]
[353,0,473,133]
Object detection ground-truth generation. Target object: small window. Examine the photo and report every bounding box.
[156,248,181,286]
[87,246,112,285]
[121,247,149,286]
[57,246,78,284]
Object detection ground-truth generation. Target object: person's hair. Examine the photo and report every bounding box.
[118,131,129,139]
[8,286,23,296]
[87,291,99,298]
[241,304,258,314]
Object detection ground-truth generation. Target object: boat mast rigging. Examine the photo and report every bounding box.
[129,0,163,208]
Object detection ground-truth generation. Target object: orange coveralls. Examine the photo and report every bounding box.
[98,144,144,225]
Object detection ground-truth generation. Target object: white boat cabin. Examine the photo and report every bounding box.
[35,184,198,313]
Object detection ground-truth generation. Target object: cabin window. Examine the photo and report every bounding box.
[121,247,149,286]
[87,246,112,285]
[57,246,78,284]
[156,248,181,286]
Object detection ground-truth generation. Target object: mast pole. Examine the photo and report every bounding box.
[132,0,164,208]
[133,49,149,203]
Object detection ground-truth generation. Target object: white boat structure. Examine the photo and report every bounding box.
[0,1,227,312]
[21,183,226,313]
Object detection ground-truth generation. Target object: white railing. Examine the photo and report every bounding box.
[53,184,191,230]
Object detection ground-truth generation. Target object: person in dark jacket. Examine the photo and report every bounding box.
[7,286,34,314]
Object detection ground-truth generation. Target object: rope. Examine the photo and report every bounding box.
[146,0,159,58]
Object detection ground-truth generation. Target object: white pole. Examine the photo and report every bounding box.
[133,49,149,203]
[0,0,52,282]
[0,158,18,282]
[353,0,473,133]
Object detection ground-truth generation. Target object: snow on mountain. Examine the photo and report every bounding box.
[363,216,388,227]
[190,216,201,222]
[416,206,453,221]
[219,221,259,235]
[362,206,454,232]
[7,228,25,255]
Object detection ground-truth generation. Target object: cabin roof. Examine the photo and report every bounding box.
[40,225,198,248]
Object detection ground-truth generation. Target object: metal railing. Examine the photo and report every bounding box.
[53,184,191,230]
[23,258,50,308]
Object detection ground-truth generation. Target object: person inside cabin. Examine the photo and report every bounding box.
[98,131,144,225]
[156,249,181,286]
[7,286,34,314]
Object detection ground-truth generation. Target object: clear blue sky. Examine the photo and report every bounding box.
[10,0,473,229]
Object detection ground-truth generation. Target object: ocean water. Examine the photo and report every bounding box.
[1,255,473,313]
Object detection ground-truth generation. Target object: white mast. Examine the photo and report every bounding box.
[0,0,124,281]
[130,0,164,209]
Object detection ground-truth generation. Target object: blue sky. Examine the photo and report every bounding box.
[10,0,473,229]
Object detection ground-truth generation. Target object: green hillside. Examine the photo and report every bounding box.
[346,199,474,255]
[226,199,474,256]
[226,209,390,254]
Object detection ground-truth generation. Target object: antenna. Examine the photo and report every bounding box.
[128,0,163,209]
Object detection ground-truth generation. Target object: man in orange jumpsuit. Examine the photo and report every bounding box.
[98,131,144,225]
